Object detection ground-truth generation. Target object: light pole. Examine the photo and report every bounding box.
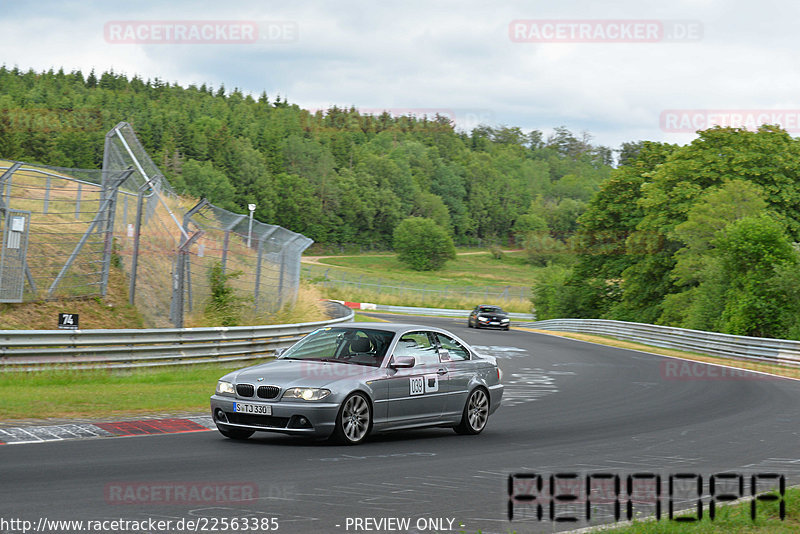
[247,204,256,248]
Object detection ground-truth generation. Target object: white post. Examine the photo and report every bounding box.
[247,204,256,248]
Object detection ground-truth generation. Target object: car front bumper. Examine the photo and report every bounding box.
[477,320,510,329]
[210,395,341,438]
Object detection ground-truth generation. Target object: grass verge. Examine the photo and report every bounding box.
[353,312,389,322]
[0,363,256,421]
[599,487,798,533]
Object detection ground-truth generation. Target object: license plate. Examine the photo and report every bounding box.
[490,321,499,325]
[234,402,272,415]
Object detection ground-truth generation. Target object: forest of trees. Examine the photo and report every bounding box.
[0,66,612,248]
[534,127,800,339]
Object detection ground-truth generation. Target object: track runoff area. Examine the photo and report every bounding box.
[1,313,799,533]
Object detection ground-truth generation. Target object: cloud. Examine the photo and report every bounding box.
[1,0,799,148]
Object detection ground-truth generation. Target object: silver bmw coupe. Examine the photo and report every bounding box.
[210,323,503,444]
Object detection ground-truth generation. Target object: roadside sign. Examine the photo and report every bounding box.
[58,313,79,330]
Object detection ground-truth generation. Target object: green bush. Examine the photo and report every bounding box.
[204,262,245,326]
[530,263,572,319]
[489,244,504,260]
[523,232,569,266]
[393,217,456,271]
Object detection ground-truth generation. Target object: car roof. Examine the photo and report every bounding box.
[338,322,444,333]
[314,322,478,360]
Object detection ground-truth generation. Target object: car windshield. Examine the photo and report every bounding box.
[479,306,504,313]
[279,327,394,367]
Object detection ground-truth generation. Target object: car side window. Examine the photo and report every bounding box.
[395,332,439,366]
[435,333,470,361]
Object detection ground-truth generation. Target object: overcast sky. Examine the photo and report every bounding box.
[2,0,799,150]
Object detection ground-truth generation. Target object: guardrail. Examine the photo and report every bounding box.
[0,302,354,370]
[343,301,536,320]
[373,304,535,320]
[526,318,800,368]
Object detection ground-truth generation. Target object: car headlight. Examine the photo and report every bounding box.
[216,380,235,395]
[501,318,510,322]
[478,316,489,321]
[282,387,331,401]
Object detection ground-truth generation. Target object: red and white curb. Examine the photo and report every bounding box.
[0,416,215,445]
[329,299,377,310]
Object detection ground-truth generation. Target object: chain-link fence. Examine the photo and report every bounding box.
[0,161,132,303]
[104,122,313,327]
[0,122,312,328]
[183,203,312,318]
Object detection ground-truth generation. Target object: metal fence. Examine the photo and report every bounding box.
[0,122,313,328]
[527,318,800,367]
[0,161,133,302]
[302,264,532,302]
[0,301,353,370]
[104,122,314,327]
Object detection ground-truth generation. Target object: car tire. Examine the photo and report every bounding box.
[503,326,510,331]
[217,426,254,440]
[454,387,490,435]
[332,393,372,445]
[467,319,473,328]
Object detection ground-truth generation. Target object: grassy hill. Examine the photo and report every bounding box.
[0,264,145,330]
[303,249,537,313]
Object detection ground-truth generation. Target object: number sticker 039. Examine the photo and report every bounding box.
[410,377,425,396]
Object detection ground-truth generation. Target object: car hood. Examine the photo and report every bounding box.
[226,359,385,388]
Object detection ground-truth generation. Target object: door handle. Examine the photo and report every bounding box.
[436,368,448,375]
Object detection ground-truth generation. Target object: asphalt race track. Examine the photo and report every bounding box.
[2,315,800,533]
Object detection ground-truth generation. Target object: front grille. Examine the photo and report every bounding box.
[226,412,290,428]
[236,384,254,397]
[257,386,280,399]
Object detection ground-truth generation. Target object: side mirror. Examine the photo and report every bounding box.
[390,355,415,369]
[274,347,286,358]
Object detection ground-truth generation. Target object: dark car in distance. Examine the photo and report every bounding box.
[468,305,510,330]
